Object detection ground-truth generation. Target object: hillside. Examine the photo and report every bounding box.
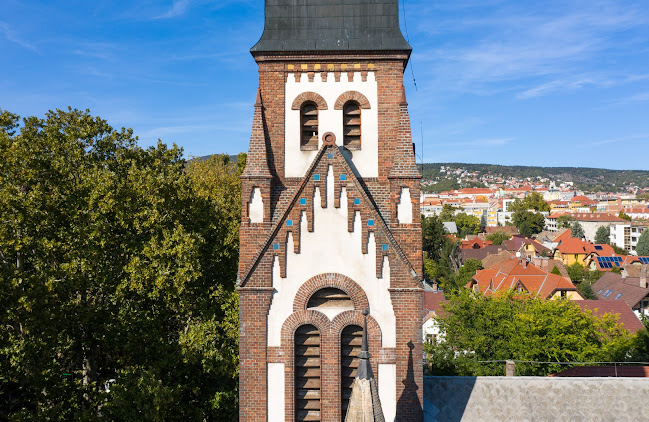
[420,163,649,193]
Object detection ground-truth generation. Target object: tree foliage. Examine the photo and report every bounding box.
[594,225,610,245]
[0,108,241,420]
[485,231,511,246]
[570,221,585,240]
[454,213,481,238]
[422,216,461,293]
[557,214,576,229]
[636,229,649,257]
[566,263,600,300]
[508,192,550,213]
[425,291,632,376]
[512,210,546,237]
[618,211,632,221]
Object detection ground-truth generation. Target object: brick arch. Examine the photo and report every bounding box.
[334,91,371,110]
[293,273,370,313]
[280,309,330,344]
[331,310,382,347]
[291,91,328,110]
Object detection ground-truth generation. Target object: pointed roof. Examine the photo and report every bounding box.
[241,89,272,179]
[238,143,422,287]
[344,310,385,422]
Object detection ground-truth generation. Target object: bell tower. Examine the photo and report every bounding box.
[238,1,423,421]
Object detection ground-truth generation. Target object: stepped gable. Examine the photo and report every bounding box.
[251,0,412,53]
[238,142,422,287]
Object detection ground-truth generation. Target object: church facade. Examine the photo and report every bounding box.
[238,1,424,421]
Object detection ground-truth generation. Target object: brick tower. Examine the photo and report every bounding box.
[238,1,423,421]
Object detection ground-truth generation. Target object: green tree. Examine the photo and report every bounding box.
[422,216,461,293]
[618,211,632,221]
[512,210,545,237]
[456,259,483,288]
[557,214,576,229]
[454,213,481,238]
[636,229,649,256]
[509,192,550,212]
[611,244,628,255]
[594,225,610,244]
[0,108,241,420]
[570,221,585,239]
[551,266,562,276]
[424,291,632,376]
[485,230,511,245]
[566,262,600,300]
[439,204,459,222]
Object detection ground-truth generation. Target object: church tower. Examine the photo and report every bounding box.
[238,1,423,421]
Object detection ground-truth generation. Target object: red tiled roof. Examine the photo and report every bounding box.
[556,237,588,255]
[423,291,447,314]
[575,300,644,333]
[470,258,578,299]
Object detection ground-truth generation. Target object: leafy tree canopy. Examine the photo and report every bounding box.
[422,216,461,293]
[637,229,649,257]
[557,214,576,229]
[512,210,545,237]
[425,290,632,376]
[508,192,550,213]
[594,225,610,245]
[0,108,241,420]
[570,221,585,240]
[619,211,632,221]
[485,231,511,245]
[454,213,481,238]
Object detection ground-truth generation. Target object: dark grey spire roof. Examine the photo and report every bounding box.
[251,0,412,53]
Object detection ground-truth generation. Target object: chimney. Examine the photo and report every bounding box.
[641,266,648,289]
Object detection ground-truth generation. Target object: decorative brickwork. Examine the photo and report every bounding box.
[334,91,371,110]
[291,91,329,110]
[240,3,423,419]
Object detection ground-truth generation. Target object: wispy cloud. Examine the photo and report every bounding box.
[410,0,649,98]
[154,0,192,19]
[588,133,649,147]
[0,20,38,52]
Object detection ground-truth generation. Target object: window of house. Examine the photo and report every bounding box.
[343,101,361,149]
[341,325,362,417]
[300,102,318,149]
[295,324,321,421]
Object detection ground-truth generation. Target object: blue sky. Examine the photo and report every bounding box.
[1,1,648,170]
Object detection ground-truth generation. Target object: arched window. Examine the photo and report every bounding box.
[300,102,319,149]
[295,324,321,422]
[340,325,363,416]
[343,101,361,149]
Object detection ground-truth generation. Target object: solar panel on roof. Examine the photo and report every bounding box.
[612,257,622,263]
[639,257,649,264]
[595,245,603,250]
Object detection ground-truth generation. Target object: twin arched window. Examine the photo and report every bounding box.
[295,288,363,420]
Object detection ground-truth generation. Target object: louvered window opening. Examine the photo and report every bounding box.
[307,288,353,310]
[295,324,321,422]
[340,325,363,417]
[343,101,361,149]
[301,102,319,149]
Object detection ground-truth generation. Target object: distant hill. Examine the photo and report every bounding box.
[420,163,649,193]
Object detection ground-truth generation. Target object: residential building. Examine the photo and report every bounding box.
[468,258,583,300]
[593,270,649,317]
[610,222,649,255]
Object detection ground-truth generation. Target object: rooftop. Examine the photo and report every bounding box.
[251,0,411,54]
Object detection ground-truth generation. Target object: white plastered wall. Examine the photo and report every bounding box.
[397,187,413,224]
[267,166,395,349]
[267,363,285,422]
[284,72,378,178]
[249,187,263,223]
[378,363,397,422]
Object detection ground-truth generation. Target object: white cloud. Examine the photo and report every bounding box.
[0,20,38,52]
[154,0,192,19]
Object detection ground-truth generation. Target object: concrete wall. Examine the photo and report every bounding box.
[424,376,649,422]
